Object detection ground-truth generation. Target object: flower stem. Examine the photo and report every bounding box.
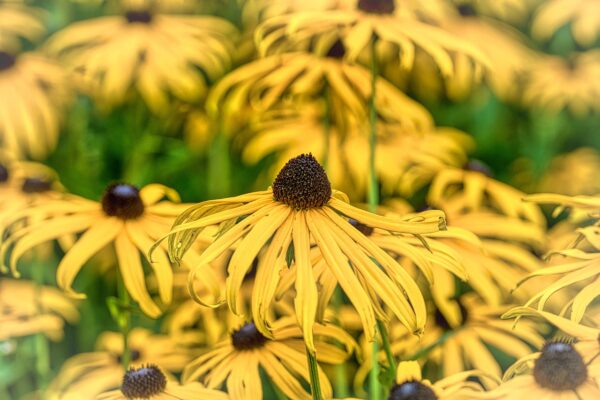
[208,125,231,198]
[117,274,131,370]
[378,319,397,390]
[306,346,323,400]
[32,264,50,392]
[332,288,349,397]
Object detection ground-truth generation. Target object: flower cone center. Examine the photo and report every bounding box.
[358,0,395,14]
[231,322,268,351]
[273,154,331,210]
[326,39,346,59]
[121,365,167,399]
[533,342,587,391]
[22,178,52,193]
[0,165,9,183]
[101,183,145,220]
[0,52,16,71]
[389,381,438,400]
[125,9,153,24]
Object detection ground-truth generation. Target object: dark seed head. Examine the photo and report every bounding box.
[326,39,346,59]
[272,154,331,210]
[465,159,494,178]
[101,183,145,220]
[349,218,374,236]
[358,0,395,14]
[125,9,153,24]
[434,300,468,331]
[121,364,167,399]
[231,322,268,351]
[0,164,9,183]
[0,51,16,71]
[533,341,587,391]
[388,381,438,400]
[457,3,477,17]
[21,177,52,193]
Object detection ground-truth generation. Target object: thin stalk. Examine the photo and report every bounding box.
[377,320,396,379]
[332,288,349,397]
[117,274,131,370]
[208,121,231,198]
[306,346,323,400]
[32,264,50,392]
[368,36,381,400]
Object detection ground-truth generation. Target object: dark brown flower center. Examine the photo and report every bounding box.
[231,322,268,351]
[0,51,16,71]
[465,159,494,178]
[434,300,468,331]
[388,381,438,400]
[272,154,331,210]
[326,39,346,59]
[125,10,153,24]
[533,342,587,391]
[0,164,9,183]
[457,3,477,17]
[101,183,145,220]
[121,364,167,399]
[358,0,395,14]
[21,178,52,193]
[349,218,374,236]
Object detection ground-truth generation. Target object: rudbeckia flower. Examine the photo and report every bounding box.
[46,3,237,113]
[1,183,194,318]
[207,46,433,136]
[477,341,600,399]
[98,365,228,400]
[46,328,191,400]
[387,361,493,400]
[522,51,600,115]
[182,316,356,400]
[0,50,71,159]
[256,0,489,77]
[519,194,600,322]
[165,299,228,347]
[0,278,79,342]
[532,0,600,47]
[158,154,446,350]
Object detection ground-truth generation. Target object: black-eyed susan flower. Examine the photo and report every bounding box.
[97,364,229,400]
[519,194,600,322]
[46,328,191,400]
[0,50,71,159]
[165,299,228,348]
[387,360,493,400]
[158,154,446,350]
[532,0,600,47]
[522,51,600,115]
[0,278,79,342]
[46,2,237,113]
[477,341,600,399]
[255,0,489,77]
[2,183,193,318]
[182,316,356,400]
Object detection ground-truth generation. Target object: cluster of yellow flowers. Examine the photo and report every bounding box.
[0,0,599,399]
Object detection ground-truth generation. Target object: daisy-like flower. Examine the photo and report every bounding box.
[46,328,192,400]
[182,317,356,400]
[532,0,600,47]
[158,154,446,350]
[0,278,79,342]
[518,194,600,322]
[0,49,72,159]
[476,340,600,399]
[207,46,433,136]
[1,183,193,318]
[165,299,228,348]
[387,360,493,400]
[255,0,489,77]
[46,2,237,114]
[98,364,228,400]
[522,51,600,115]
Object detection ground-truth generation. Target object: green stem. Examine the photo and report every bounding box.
[32,264,50,392]
[368,36,381,400]
[332,288,349,397]
[117,275,131,370]
[208,123,231,198]
[378,320,396,378]
[306,346,323,400]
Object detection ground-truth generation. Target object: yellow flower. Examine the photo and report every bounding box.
[477,340,600,399]
[0,2,46,50]
[158,154,446,350]
[0,278,79,341]
[522,51,600,115]
[387,360,493,400]
[46,328,192,400]
[207,50,433,136]
[518,194,600,322]
[538,148,600,196]
[0,50,72,159]
[454,0,537,25]
[182,316,356,400]
[164,299,228,348]
[2,183,193,318]
[97,365,229,400]
[532,0,600,47]
[46,4,237,113]
[255,0,489,77]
